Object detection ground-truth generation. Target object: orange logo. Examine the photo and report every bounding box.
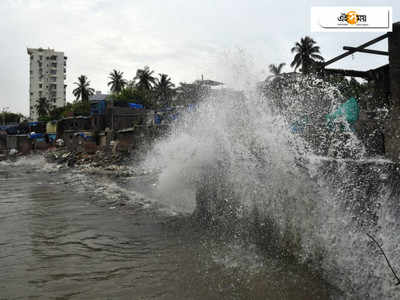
[346,11,358,24]
[337,11,367,25]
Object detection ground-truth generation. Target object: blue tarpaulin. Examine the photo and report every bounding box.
[29,133,44,139]
[76,132,95,141]
[128,103,144,109]
[326,97,359,131]
[290,116,308,133]
[154,114,161,124]
[327,97,359,124]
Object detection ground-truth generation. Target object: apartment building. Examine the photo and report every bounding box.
[27,48,67,120]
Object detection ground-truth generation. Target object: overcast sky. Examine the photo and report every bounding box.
[0,0,398,115]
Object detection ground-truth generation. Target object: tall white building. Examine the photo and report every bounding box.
[27,48,67,120]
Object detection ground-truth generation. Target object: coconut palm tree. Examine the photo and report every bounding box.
[73,75,95,102]
[290,36,324,74]
[108,69,127,93]
[154,73,175,106]
[134,66,156,91]
[267,63,286,80]
[35,97,53,118]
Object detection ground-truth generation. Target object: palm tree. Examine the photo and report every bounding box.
[73,75,95,102]
[134,66,156,91]
[35,97,53,118]
[267,63,286,81]
[154,74,175,106]
[290,36,324,74]
[108,69,127,93]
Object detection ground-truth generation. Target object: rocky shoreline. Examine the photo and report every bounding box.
[43,147,136,177]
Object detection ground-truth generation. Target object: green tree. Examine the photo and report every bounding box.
[48,105,70,120]
[108,69,127,93]
[154,73,175,107]
[290,36,324,74]
[112,85,153,108]
[1,112,24,124]
[35,97,53,120]
[134,66,156,91]
[268,63,286,78]
[266,63,286,86]
[73,75,95,102]
[70,100,91,116]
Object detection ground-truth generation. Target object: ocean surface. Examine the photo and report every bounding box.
[0,156,331,299]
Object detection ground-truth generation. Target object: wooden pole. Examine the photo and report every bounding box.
[323,33,388,67]
[342,46,388,56]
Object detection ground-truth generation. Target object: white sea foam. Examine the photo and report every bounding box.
[141,54,400,298]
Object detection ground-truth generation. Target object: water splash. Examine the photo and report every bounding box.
[142,65,400,298]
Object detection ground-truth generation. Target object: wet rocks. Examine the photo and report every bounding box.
[44,147,133,177]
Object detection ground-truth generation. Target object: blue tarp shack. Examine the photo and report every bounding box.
[128,103,144,109]
[326,97,359,130]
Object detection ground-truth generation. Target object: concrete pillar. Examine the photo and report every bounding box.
[385,22,400,160]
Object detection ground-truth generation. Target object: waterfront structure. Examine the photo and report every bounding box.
[321,22,400,160]
[27,48,67,120]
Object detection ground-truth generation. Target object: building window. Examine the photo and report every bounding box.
[39,83,42,88]
[39,55,43,60]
